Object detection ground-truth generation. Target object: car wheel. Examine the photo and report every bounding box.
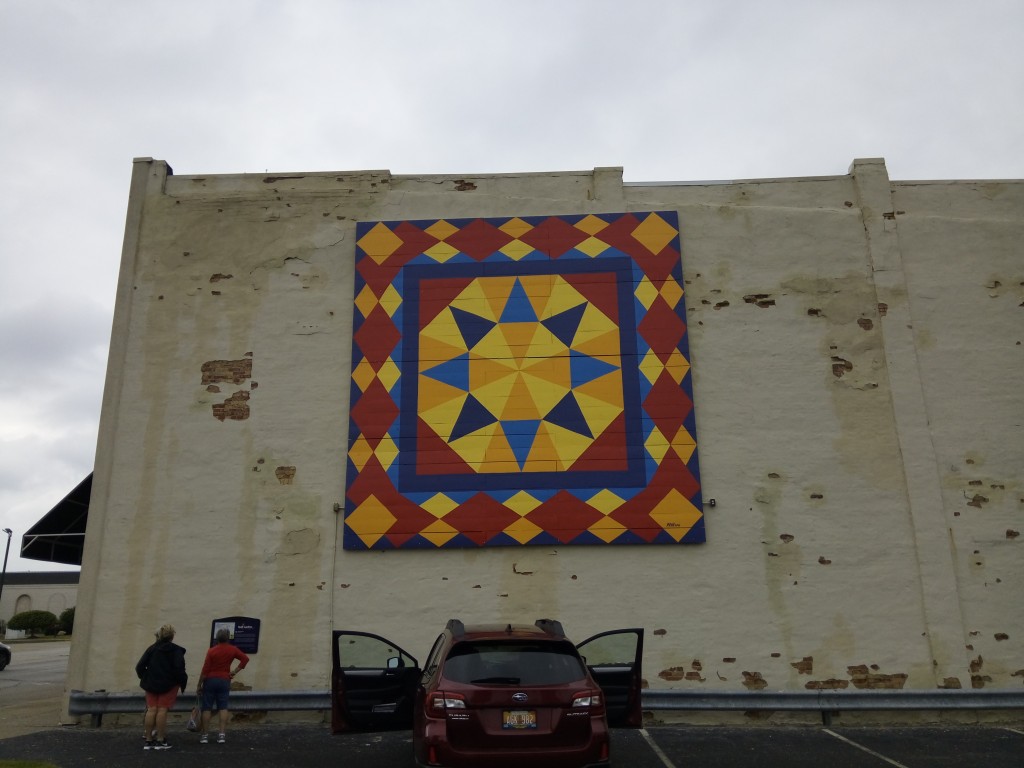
[0,656,8,671]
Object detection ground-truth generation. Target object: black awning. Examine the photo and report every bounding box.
[22,473,91,566]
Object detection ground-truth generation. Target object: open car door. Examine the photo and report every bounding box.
[331,630,421,733]
[576,628,644,727]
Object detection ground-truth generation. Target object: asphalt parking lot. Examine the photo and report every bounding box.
[1,722,1023,767]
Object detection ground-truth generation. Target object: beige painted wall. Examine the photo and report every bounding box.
[65,158,1022,721]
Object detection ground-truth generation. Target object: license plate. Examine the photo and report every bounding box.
[502,710,537,729]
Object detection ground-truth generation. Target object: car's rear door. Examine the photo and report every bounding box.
[576,628,644,727]
[331,630,420,733]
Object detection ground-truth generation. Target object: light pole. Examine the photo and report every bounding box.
[0,528,11,621]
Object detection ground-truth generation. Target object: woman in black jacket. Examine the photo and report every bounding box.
[135,623,188,750]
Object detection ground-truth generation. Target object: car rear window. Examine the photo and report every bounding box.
[442,640,587,685]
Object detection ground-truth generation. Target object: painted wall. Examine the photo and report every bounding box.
[65,159,1022,723]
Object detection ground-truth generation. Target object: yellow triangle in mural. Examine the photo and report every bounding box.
[502,516,545,545]
[574,369,624,409]
[524,423,560,472]
[572,391,623,438]
[419,519,460,547]
[521,354,571,388]
[481,424,519,474]
[500,374,543,420]
[571,305,618,347]
[450,422,500,470]
[544,422,593,469]
[476,276,517,321]
[573,329,621,361]
[500,322,540,364]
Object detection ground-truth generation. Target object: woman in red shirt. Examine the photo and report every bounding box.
[197,628,249,743]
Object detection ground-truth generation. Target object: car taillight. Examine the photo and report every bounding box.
[571,691,602,708]
[429,691,466,711]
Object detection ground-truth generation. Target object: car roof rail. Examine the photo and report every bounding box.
[446,618,466,638]
[534,618,564,636]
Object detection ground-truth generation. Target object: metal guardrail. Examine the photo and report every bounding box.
[69,688,1024,728]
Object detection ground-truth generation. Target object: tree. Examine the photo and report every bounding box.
[59,607,75,635]
[7,610,59,638]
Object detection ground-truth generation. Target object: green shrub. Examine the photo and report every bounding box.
[59,607,75,635]
[7,610,59,638]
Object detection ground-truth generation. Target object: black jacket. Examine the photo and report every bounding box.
[136,639,188,694]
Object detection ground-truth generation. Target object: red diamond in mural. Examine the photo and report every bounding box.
[353,305,401,370]
[441,493,521,546]
[350,378,400,441]
[642,370,693,442]
[519,216,590,258]
[526,491,605,544]
[391,221,441,265]
[637,296,686,362]
[445,218,515,261]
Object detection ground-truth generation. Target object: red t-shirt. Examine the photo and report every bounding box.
[200,642,249,680]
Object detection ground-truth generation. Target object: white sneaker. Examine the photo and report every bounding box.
[199,733,208,744]
[217,733,226,744]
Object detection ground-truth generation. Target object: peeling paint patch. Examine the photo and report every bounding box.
[210,273,234,283]
[967,494,988,508]
[741,671,768,690]
[779,534,795,543]
[994,633,1009,641]
[453,180,477,191]
[831,356,853,377]
[857,317,874,330]
[275,466,297,484]
[1006,529,1019,539]
[971,675,993,689]
[791,656,813,674]
[938,677,962,689]
[805,679,847,690]
[818,556,832,565]
[743,294,776,308]
[653,628,667,636]
[659,667,686,681]
[847,665,908,689]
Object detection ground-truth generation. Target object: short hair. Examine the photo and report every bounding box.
[215,628,231,643]
[156,624,175,640]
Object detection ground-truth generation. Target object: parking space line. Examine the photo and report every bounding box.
[639,728,679,768]
[824,729,910,768]
[1005,727,1024,736]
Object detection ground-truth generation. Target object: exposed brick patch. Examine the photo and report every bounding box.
[847,664,907,689]
[212,391,250,421]
[202,359,253,385]
[275,466,297,484]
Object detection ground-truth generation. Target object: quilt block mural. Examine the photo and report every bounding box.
[345,211,703,549]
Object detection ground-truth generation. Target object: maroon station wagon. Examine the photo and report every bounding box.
[332,619,644,768]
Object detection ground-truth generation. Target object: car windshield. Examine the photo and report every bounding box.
[443,640,587,686]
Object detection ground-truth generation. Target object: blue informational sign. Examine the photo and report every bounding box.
[210,616,261,654]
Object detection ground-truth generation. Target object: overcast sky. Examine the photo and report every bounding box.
[1,1,1021,572]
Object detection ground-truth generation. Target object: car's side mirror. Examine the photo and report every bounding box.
[387,656,404,669]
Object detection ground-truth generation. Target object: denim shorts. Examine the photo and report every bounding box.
[201,677,231,711]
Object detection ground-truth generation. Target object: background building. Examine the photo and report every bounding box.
[0,572,79,635]
[63,158,1022,722]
